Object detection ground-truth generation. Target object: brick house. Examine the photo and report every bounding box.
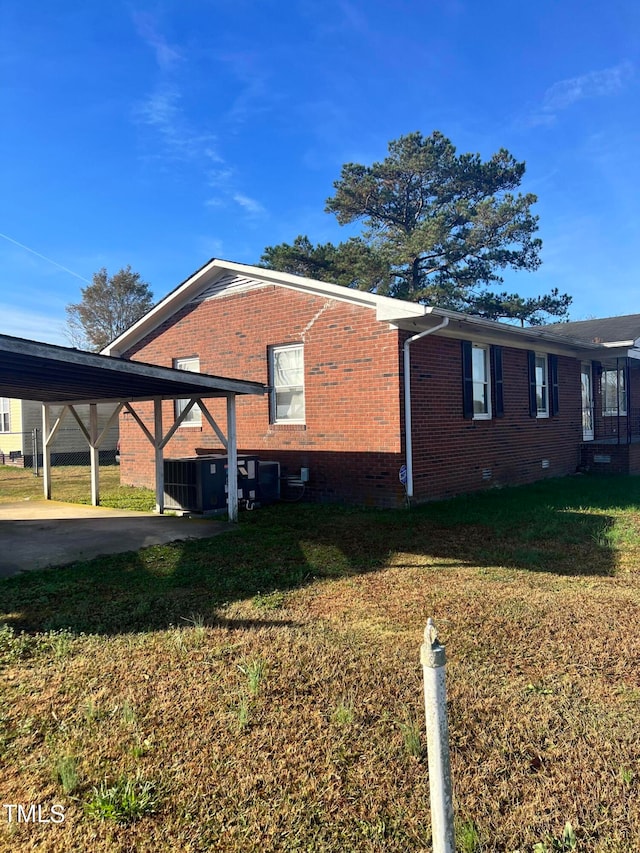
[103,260,640,507]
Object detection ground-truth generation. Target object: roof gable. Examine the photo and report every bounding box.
[102,257,607,358]
[102,259,426,356]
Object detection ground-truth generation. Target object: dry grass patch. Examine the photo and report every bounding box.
[1,474,640,850]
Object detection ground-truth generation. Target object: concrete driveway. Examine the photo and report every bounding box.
[0,500,230,578]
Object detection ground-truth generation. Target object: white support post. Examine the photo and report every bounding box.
[32,428,39,477]
[153,398,165,514]
[89,403,100,506]
[421,618,455,853]
[42,404,52,500]
[226,394,238,522]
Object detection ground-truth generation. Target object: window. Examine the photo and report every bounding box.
[534,353,549,417]
[462,341,502,420]
[0,398,9,432]
[528,352,558,418]
[174,357,202,426]
[270,344,305,423]
[472,345,491,419]
[602,368,627,416]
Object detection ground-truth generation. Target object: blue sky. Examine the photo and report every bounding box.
[1,0,639,345]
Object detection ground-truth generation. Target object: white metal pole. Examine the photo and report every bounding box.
[421,618,455,853]
[226,394,238,522]
[42,404,52,500]
[153,398,165,514]
[32,428,39,477]
[89,403,100,506]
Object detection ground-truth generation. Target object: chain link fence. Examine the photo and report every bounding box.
[0,428,119,474]
[0,429,42,473]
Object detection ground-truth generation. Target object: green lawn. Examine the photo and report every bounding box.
[1,469,640,851]
[0,464,155,511]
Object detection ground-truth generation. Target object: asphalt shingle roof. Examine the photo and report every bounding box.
[544,314,640,345]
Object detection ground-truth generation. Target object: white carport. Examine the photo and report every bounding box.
[0,334,266,521]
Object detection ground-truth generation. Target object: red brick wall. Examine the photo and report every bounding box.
[405,333,583,501]
[119,280,588,507]
[120,285,406,507]
[580,443,632,474]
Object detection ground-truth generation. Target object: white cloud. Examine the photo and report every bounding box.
[525,61,634,127]
[136,86,222,164]
[132,25,266,218]
[232,193,265,216]
[132,11,182,70]
[204,169,266,217]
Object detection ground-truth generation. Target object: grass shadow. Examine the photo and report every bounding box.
[1,473,637,637]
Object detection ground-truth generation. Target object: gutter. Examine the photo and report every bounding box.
[403,317,449,501]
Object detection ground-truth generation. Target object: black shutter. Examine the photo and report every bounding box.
[462,340,474,419]
[549,354,559,416]
[491,345,504,417]
[528,350,537,417]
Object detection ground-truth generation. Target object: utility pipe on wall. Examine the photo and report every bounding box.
[403,317,449,500]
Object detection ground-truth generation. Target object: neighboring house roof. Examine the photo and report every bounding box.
[544,314,640,348]
[102,258,604,358]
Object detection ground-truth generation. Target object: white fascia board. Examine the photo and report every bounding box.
[101,257,428,355]
[102,259,222,356]
[595,344,640,359]
[100,254,607,360]
[375,301,428,321]
[387,307,604,355]
[602,347,640,361]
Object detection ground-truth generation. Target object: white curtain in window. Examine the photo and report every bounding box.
[274,347,303,387]
[273,347,304,421]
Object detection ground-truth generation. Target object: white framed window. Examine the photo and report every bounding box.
[535,353,549,418]
[0,398,9,432]
[174,357,202,426]
[602,368,627,416]
[270,344,305,423]
[472,345,491,419]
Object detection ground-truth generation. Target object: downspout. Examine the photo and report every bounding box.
[403,317,450,501]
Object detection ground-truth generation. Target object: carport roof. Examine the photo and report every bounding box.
[0,333,266,404]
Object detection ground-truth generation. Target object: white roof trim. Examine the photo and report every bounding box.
[390,306,603,353]
[601,340,636,348]
[102,258,426,356]
[102,257,604,357]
